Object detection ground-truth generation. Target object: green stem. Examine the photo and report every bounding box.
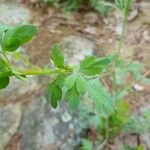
[112,5,130,100]
[116,11,128,60]
[0,68,71,78]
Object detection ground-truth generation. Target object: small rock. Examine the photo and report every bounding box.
[108,38,113,43]
[61,112,72,123]
[133,84,144,92]
[84,26,97,35]
[143,30,150,42]
[84,12,99,25]
[128,9,138,21]
[115,24,123,36]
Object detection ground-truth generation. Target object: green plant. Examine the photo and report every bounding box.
[78,0,150,149]
[0,24,114,111]
[0,0,150,149]
[42,0,112,16]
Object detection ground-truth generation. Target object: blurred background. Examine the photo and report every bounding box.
[0,0,150,150]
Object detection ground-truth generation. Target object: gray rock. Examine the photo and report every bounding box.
[0,103,22,150]
[0,2,31,24]
[60,36,94,65]
[0,77,39,101]
[20,96,81,150]
[20,96,46,150]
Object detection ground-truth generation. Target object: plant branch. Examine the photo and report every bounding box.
[112,4,130,100]
[116,10,128,59]
[0,68,71,78]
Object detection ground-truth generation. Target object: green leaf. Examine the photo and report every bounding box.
[80,56,112,76]
[79,139,93,150]
[65,85,80,109]
[0,60,11,89]
[90,0,111,16]
[46,75,65,108]
[53,74,66,87]
[80,56,96,69]
[47,85,62,108]
[65,74,76,89]
[0,77,9,89]
[76,75,85,95]
[47,75,65,108]
[2,24,37,52]
[0,24,12,45]
[86,79,113,112]
[126,61,142,80]
[0,59,11,74]
[51,86,62,108]
[0,59,7,71]
[114,0,132,12]
[51,43,64,68]
[0,59,10,89]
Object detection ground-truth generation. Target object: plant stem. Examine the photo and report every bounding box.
[0,68,71,78]
[116,11,128,60]
[112,6,129,100]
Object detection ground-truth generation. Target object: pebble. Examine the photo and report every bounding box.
[128,9,139,21]
[61,112,72,123]
[133,83,144,92]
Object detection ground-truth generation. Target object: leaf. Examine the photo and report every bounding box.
[51,43,64,68]
[0,59,11,74]
[86,79,113,112]
[65,85,80,109]
[126,61,142,80]
[95,56,112,66]
[80,56,96,69]
[0,24,12,45]
[51,86,62,108]
[0,77,9,89]
[47,85,62,108]
[76,75,85,95]
[114,0,132,12]
[65,74,76,89]
[127,61,142,74]
[46,75,65,108]
[53,74,66,87]
[0,59,7,71]
[90,0,111,16]
[0,60,11,89]
[80,56,112,76]
[2,24,37,52]
[79,139,93,150]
